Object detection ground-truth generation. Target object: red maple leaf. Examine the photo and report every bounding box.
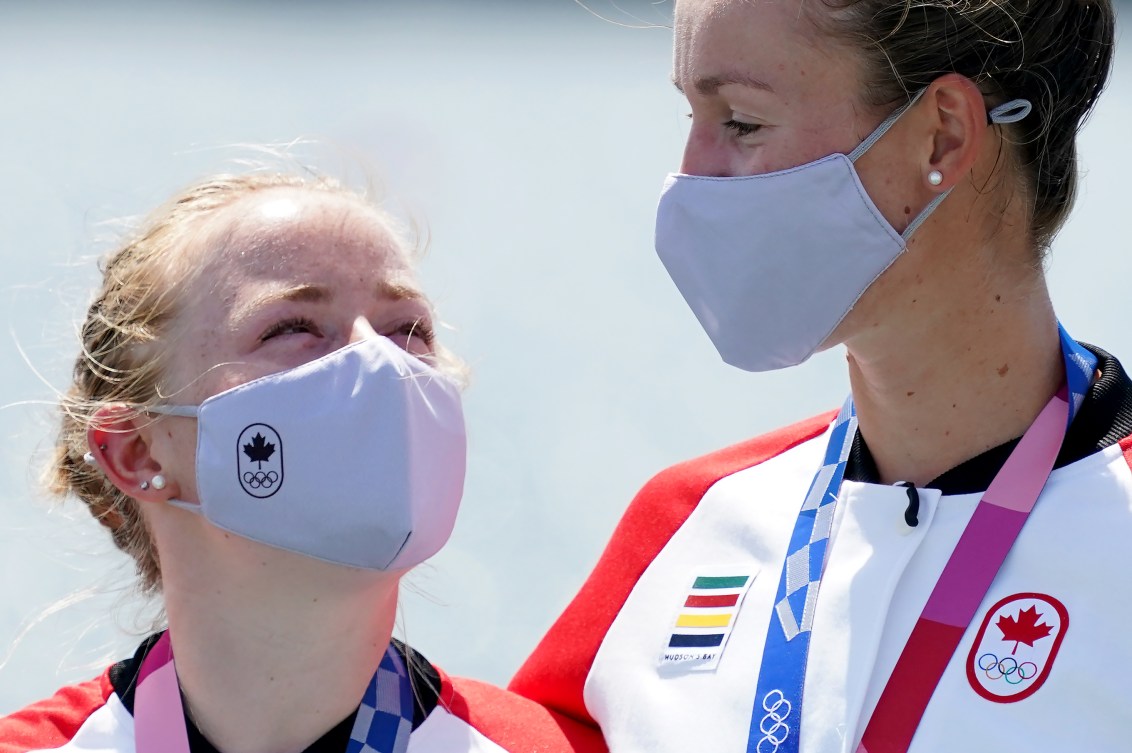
[996,605,1053,655]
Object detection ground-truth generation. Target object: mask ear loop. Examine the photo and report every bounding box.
[143,404,199,418]
[987,99,1032,124]
[849,90,1033,240]
[848,88,928,163]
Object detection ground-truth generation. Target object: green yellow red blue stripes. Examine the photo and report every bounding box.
[661,570,756,668]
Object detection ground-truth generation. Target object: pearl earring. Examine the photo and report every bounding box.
[151,475,167,491]
[928,170,944,187]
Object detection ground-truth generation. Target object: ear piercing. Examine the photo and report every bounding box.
[140,475,167,492]
[82,445,107,466]
[928,170,944,187]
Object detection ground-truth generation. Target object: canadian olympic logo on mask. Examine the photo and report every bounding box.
[236,423,284,499]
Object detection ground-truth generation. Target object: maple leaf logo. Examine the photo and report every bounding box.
[997,605,1053,655]
[242,432,276,468]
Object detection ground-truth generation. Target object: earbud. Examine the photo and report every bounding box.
[928,170,944,187]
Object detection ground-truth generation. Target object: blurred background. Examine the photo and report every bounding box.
[1,0,1130,711]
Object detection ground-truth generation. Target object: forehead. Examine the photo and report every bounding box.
[190,189,416,298]
[673,0,842,88]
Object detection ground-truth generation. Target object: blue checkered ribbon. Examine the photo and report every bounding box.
[347,645,414,753]
[746,323,1095,753]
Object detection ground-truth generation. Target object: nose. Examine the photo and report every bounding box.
[349,316,379,344]
[680,123,733,177]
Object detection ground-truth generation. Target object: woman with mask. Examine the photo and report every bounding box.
[0,172,604,753]
[511,2,1126,752]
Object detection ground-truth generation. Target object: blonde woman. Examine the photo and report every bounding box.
[0,173,604,753]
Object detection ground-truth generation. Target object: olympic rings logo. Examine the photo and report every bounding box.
[756,689,792,753]
[977,653,1038,686]
[242,470,280,489]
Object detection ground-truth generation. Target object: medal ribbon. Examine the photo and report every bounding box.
[746,325,1096,753]
[135,632,414,753]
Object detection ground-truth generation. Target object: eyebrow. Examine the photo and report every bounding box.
[243,284,329,311]
[378,279,425,302]
[672,72,776,96]
[231,279,426,326]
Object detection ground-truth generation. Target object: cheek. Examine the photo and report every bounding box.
[150,418,201,503]
[853,144,923,235]
[160,328,237,403]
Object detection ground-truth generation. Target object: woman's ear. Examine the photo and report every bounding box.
[923,73,988,191]
[87,405,170,504]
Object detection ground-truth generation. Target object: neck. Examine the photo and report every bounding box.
[159,535,399,753]
[844,267,1062,487]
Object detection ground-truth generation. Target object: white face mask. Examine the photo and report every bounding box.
[148,335,466,571]
[654,92,1032,372]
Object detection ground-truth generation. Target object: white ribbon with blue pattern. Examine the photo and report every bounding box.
[348,645,415,753]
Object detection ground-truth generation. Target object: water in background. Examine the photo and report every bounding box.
[2,0,1130,711]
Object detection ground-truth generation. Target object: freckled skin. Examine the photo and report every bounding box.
[145,188,435,510]
[673,0,1062,487]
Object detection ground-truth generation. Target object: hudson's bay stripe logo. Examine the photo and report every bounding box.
[237,423,284,498]
[660,568,757,671]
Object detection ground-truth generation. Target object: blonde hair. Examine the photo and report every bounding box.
[50,171,461,594]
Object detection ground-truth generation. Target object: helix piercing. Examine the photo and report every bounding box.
[83,444,108,466]
[928,170,944,187]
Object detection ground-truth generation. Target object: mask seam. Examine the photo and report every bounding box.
[666,154,847,184]
[153,336,451,413]
[809,246,909,359]
[835,160,906,247]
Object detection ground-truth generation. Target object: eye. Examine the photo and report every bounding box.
[389,318,436,353]
[723,119,762,137]
[260,316,322,342]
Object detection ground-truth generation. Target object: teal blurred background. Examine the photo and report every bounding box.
[2,0,1130,710]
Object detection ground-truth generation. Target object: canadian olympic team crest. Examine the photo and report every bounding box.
[966,592,1068,703]
[236,423,284,499]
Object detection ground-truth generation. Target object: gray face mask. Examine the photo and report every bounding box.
[654,92,1032,372]
[147,335,467,571]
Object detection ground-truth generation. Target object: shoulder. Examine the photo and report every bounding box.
[623,410,836,537]
[0,671,115,753]
[508,411,835,724]
[412,666,606,753]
